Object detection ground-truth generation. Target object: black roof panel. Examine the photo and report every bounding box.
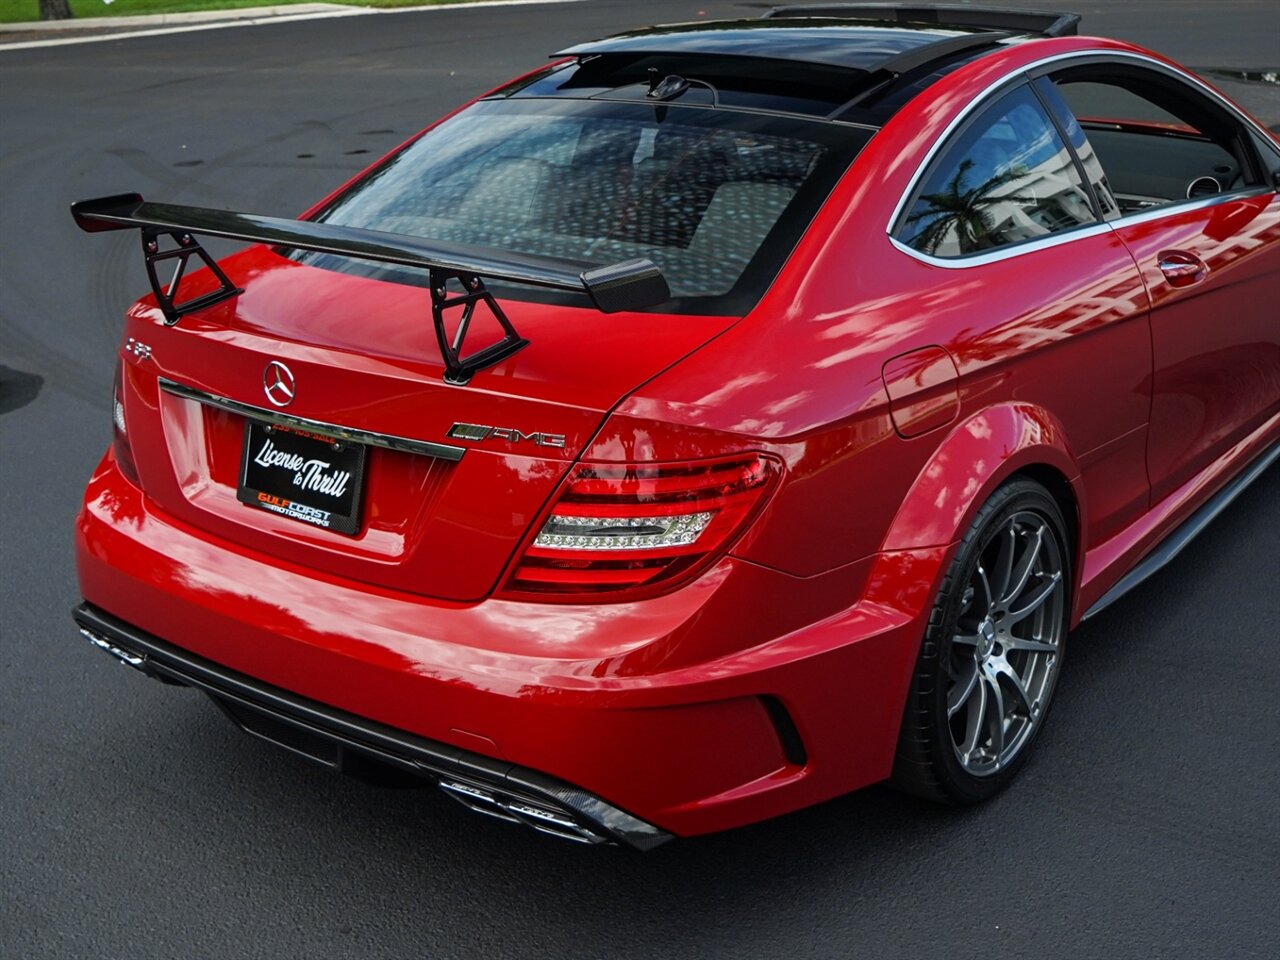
[556,18,989,73]
[763,5,1080,37]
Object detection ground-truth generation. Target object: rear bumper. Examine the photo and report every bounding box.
[75,452,943,838]
[74,602,670,849]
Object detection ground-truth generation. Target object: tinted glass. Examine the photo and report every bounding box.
[1053,74,1245,213]
[1035,78,1120,220]
[897,85,1098,257]
[509,55,872,119]
[1057,81,1187,127]
[299,99,869,315]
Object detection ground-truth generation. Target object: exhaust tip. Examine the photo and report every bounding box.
[79,627,147,670]
[436,777,610,845]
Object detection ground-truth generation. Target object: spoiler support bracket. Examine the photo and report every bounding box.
[429,270,530,386]
[71,192,670,383]
[141,228,242,326]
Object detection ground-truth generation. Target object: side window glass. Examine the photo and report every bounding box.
[897,85,1098,258]
[1053,75,1249,213]
[1034,79,1121,220]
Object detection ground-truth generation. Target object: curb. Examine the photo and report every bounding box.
[0,3,354,32]
[0,0,585,51]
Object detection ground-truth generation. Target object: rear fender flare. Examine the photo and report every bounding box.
[880,402,1085,557]
[845,406,1084,783]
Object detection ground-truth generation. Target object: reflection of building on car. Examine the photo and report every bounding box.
[70,4,1280,847]
[901,86,1100,254]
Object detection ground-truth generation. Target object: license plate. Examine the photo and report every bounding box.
[237,420,366,535]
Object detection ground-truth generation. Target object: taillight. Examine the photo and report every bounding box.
[112,361,140,487]
[501,454,780,599]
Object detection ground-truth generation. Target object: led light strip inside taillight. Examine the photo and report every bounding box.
[533,511,715,551]
[503,454,779,598]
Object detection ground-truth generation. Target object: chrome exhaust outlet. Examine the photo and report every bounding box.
[436,777,610,845]
[79,627,147,670]
[437,779,524,825]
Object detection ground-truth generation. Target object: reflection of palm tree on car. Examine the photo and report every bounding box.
[905,158,1036,254]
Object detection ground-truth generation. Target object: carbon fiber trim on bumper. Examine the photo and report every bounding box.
[72,602,673,850]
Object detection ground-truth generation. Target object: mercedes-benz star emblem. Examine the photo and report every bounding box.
[263,360,296,407]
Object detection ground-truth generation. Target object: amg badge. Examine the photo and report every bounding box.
[448,423,567,448]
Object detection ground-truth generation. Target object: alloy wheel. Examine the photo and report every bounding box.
[947,510,1066,776]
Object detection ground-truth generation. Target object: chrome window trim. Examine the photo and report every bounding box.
[887,222,1112,269]
[888,188,1273,269]
[157,377,466,462]
[1100,185,1272,228]
[886,49,1280,268]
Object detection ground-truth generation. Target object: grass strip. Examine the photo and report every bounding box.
[1,0,510,24]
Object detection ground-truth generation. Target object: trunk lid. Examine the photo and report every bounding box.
[121,249,735,602]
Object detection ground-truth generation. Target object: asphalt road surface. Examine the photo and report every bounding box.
[2,2,1278,957]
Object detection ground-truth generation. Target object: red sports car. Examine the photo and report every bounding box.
[71,4,1280,847]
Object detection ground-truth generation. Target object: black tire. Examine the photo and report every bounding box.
[892,478,1071,804]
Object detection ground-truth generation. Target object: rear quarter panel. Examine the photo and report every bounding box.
[591,38,1157,609]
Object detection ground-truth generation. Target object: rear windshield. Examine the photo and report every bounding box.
[297,98,870,315]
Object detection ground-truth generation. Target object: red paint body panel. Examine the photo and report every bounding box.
[77,453,934,835]
[121,248,736,601]
[1110,194,1280,503]
[74,29,1280,838]
[882,346,960,438]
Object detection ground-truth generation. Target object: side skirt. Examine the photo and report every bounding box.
[1081,435,1280,621]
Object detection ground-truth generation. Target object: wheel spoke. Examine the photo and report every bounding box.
[990,658,1033,717]
[1004,636,1057,655]
[975,563,994,611]
[1004,525,1044,604]
[992,526,1016,605]
[1006,571,1062,623]
[959,674,988,761]
[948,660,980,718]
[983,669,1006,759]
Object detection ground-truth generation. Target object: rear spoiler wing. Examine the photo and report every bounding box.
[71,193,670,384]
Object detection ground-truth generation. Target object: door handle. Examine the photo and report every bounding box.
[1157,250,1208,288]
